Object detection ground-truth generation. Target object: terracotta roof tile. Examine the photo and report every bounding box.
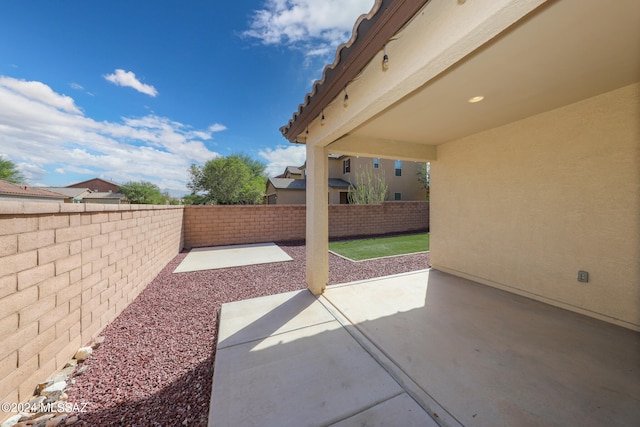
[280,0,429,141]
[0,180,66,199]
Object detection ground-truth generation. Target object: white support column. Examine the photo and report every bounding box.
[305,143,329,295]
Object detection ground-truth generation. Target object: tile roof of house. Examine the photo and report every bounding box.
[40,187,91,198]
[66,178,120,188]
[82,192,125,199]
[269,178,351,190]
[280,0,428,142]
[328,179,352,189]
[275,166,304,178]
[0,180,67,199]
[269,178,307,191]
[286,166,303,175]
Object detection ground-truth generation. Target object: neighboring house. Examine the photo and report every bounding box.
[66,178,120,193]
[276,166,304,179]
[0,180,66,203]
[329,155,426,201]
[65,178,127,204]
[265,177,351,205]
[40,187,92,203]
[82,191,127,204]
[280,0,640,334]
[265,178,306,205]
[266,155,426,204]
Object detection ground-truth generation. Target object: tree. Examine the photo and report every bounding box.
[181,193,208,205]
[187,155,266,205]
[348,165,388,204]
[119,181,166,204]
[418,162,430,200]
[0,157,27,184]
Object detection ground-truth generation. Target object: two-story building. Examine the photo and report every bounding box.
[265,155,427,204]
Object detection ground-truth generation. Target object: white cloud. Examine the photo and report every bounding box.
[70,83,84,90]
[17,162,47,183]
[0,76,82,114]
[259,145,306,177]
[104,69,158,97]
[244,0,375,58]
[0,75,222,195]
[208,123,227,133]
[55,168,65,174]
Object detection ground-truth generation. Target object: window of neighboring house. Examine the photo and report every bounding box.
[394,192,402,201]
[343,159,351,174]
[373,158,379,169]
[395,160,402,176]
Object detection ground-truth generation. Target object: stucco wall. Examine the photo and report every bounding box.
[275,190,306,205]
[0,202,184,406]
[332,156,427,201]
[430,83,640,330]
[183,202,429,248]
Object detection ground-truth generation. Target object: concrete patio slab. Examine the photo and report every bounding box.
[330,393,439,427]
[217,289,336,349]
[323,269,640,427]
[210,269,639,426]
[209,289,420,427]
[173,242,292,273]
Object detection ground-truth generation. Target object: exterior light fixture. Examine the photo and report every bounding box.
[468,96,484,103]
[321,111,325,125]
[343,91,349,107]
[382,45,389,70]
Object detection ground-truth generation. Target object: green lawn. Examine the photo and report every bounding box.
[329,233,429,261]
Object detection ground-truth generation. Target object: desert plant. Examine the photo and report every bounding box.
[348,164,388,204]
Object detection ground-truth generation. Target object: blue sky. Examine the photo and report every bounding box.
[0,0,374,196]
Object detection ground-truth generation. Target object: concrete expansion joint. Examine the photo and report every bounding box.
[216,319,338,351]
[325,391,406,426]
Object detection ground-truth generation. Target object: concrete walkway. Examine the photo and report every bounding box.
[208,270,640,426]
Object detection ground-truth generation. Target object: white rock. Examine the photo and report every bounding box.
[0,414,23,427]
[28,395,47,408]
[90,336,105,349]
[74,347,92,361]
[41,381,66,396]
[36,380,53,394]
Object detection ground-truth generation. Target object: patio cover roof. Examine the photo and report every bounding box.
[282,0,640,151]
[281,0,640,298]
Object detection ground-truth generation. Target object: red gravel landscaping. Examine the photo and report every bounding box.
[64,242,429,426]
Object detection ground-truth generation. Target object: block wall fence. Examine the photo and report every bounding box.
[182,201,429,248]
[0,202,184,409]
[0,200,428,414]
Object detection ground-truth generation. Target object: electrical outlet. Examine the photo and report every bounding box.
[578,271,589,283]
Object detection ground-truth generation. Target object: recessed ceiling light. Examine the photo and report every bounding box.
[468,96,484,103]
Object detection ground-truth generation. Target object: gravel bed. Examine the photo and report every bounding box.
[65,242,429,426]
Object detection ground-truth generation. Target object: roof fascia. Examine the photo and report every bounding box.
[281,0,429,142]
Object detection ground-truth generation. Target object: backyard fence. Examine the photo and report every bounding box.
[0,200,428,413]
[182,201,429,247]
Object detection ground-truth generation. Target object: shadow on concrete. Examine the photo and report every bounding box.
[208,269,640,426]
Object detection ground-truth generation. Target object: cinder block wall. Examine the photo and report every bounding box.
[329,201,429,239]
[183,201,429,248]
[0,202,184,407]
[183,205,307,247]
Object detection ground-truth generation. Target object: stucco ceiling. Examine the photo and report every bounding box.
[349,0,640,146]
